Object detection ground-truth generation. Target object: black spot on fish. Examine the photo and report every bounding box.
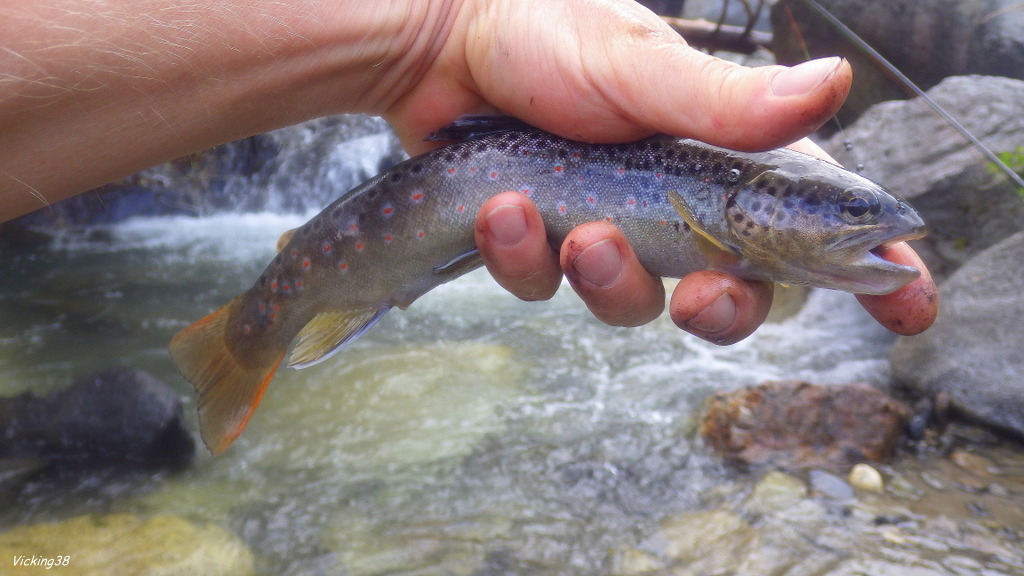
[410,162,423,174]
[732,213,745,223]
[765,185,778,197]
[389,171,402,183]
[750,200,763,213]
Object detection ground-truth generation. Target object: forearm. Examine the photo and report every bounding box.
[0,0,455,220]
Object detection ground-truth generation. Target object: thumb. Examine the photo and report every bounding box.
[491,0,851,151]
[607,46,852,150]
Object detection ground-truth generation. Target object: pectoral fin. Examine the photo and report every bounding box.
[668,190,744,271]
[288,307,390,368]
[668,190,739,257]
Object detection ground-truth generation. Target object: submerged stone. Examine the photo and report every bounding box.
[0,367,194,467]
[0,514,254,575]
[700,380,909,468]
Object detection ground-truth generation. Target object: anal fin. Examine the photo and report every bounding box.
[288,307,389,368]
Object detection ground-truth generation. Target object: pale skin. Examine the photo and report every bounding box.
[0,0,938,342]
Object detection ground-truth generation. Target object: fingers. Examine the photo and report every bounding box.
[669,272,774,345]
[855,243,939,335]
[559,222,666,327]
[475,194,666,326]
[475,192,562,301]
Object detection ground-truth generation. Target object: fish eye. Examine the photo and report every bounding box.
[838,187,881,224]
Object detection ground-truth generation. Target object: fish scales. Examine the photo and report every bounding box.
[169,116,926,453]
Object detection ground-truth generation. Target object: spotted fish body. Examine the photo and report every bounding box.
[170,116,925,453]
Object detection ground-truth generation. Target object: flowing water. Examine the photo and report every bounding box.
[1,117,1021,575]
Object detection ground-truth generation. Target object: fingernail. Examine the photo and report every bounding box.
[771,56,842,97]
[572,239,621,287]
[684,293,736,336]
[486,204,528,246]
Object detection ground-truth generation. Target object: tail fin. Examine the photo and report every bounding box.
[168,297,286,454]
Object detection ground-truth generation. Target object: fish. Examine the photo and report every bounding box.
[169,115,926,453]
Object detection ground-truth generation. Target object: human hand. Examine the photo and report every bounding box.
[379,0,937,342]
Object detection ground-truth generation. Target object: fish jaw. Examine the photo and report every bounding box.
[810,221,927,295]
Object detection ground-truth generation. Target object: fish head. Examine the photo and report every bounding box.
[724,160,926,295]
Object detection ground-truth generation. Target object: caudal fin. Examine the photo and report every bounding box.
[168,297,286,454]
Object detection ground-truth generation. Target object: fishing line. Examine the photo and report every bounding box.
[790,0,1024,189]
[779,0,864,172]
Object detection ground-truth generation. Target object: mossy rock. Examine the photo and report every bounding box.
[0,514,254,575]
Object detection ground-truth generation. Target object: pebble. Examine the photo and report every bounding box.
[849,463,884,493]
[809,469,854,501]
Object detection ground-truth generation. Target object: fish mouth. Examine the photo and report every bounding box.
[842,227,927,295]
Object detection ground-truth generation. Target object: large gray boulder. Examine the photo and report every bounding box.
[891,232,1024,436]
[823,75,1024,281]
[772,0,1024,124]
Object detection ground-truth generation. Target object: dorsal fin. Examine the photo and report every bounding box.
[425,115,532,142]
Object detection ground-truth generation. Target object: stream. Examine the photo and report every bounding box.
[0,117,1021,575]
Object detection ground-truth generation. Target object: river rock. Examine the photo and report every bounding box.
[700,380,909,468]
[823,75,1024,281]
[891,231,1024,436]
[0,514,254,575]
[771,0,1024,124]
[0,367,194,466]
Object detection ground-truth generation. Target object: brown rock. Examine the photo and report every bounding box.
[700,380,909,468]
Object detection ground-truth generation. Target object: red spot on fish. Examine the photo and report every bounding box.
[416,230,425,239]
[605,216,613,222]
[456,205,466,214]
[489,171,499,180]
[617,167,626,175]
[290,248,299,258]
[521,188,532,197]
[660,220,668,226]
[270,280,279,292]
[301,257,311,269]
[382,204,394,216]
[704,177,712,184]
[258,302,266,312]
[411,192,424,202]
[627,198,637,207]
[656,173,664,180]
[355,241,365,252]
[469,167,477,174]
[337,260,348,271]
[349,222,359,233]
[282,283,291,293]
[295,280,303,289]
[447,167,456,174]
[322,243,332,253]
[558,202,567,214]
[243,324,252,336]
[384,233,393,243]
[573,152,581,158]
[587,196,597,205]
[554,165,564,173]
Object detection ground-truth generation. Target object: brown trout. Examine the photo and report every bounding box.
[169,116,925,453]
